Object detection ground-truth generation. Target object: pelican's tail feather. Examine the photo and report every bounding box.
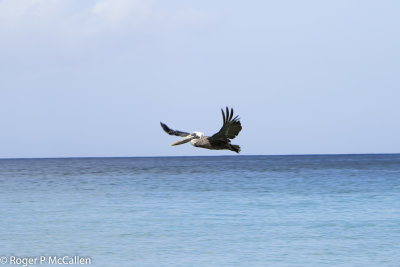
[229,144,241,153]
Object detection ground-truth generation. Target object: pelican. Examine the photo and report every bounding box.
[160,107,242,153]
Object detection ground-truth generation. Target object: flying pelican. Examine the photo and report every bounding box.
[160,107,242,153]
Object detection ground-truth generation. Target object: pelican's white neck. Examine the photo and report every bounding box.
[190,131,204,146]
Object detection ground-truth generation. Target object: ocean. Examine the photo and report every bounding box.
[0,154,399,266]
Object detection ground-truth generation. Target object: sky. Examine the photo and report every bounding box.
[1,0,399,158]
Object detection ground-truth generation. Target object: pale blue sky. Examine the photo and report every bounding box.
[1,0,399,158]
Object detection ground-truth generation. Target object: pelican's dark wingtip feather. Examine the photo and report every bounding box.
[211,106,242,141]
[160,122,190,137]
[160,122,169,131]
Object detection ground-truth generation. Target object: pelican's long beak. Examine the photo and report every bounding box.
[171,135,194,146]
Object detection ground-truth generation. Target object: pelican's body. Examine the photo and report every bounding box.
[160,107,242,153]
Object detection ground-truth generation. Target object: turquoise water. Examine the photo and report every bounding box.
[0,154,399,266]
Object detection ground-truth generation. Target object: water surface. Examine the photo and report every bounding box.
[0,154,399,266]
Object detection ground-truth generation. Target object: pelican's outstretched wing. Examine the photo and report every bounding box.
[210,107,242,141]
[160,122,190,137]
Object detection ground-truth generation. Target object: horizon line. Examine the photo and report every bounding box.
[1,152,399,160]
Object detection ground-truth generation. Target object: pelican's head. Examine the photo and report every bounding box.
[191,131,204,139]
[171,131,204,146]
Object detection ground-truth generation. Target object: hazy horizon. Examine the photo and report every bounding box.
[2,152,400,160]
